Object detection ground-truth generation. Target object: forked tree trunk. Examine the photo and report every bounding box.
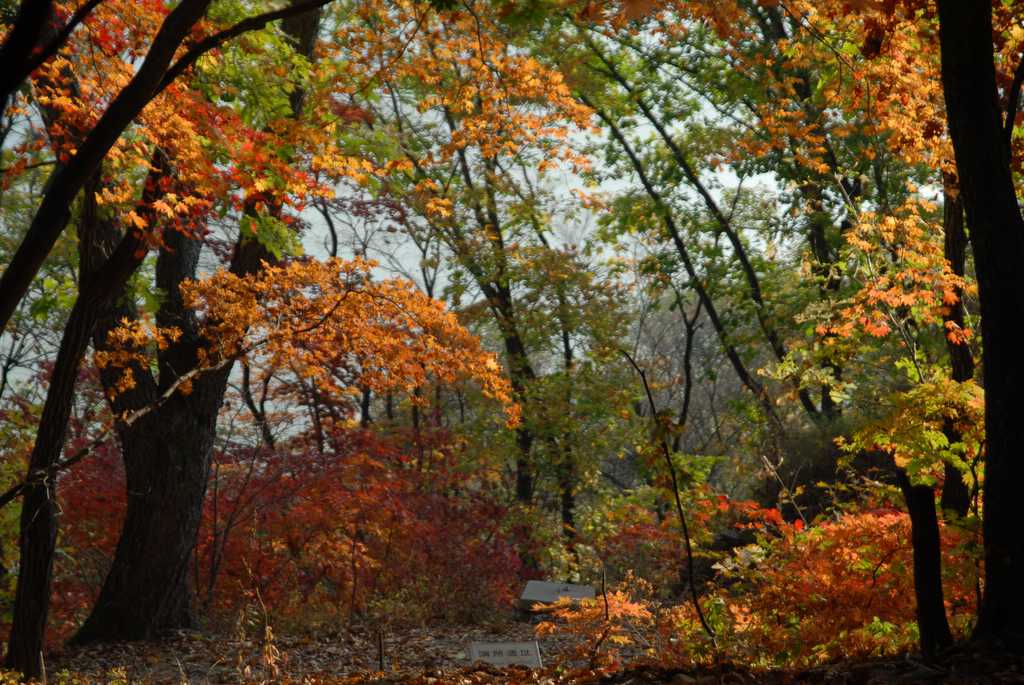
[73,6,323,643]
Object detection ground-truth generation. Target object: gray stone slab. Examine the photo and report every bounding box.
[466,640,543,668]
[520,580,596,605]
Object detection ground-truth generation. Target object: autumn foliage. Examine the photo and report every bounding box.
[2,0,1020,680]
[540,505,978,668]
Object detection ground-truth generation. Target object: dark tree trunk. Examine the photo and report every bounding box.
[559,461,576,543]
[939,182,973,518]
[504,327,537,562]
[897,471,953,657]
[556,287,576,545]
[491,291,536,504]
[72,380,229,642]
[4,167,150,676]
[74,215,274,646]
[359,387,372,428]
[939,425,971,518]
[5,301,91,677]
[936,0,1024,650]
[509,364,535,505]
[412,385,425,466]
[490,259,535,505]
[514,439,535,503]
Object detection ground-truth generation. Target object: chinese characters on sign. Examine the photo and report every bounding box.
[467,641,542,668]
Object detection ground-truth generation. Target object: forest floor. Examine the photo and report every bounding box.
[43,622,1024,685]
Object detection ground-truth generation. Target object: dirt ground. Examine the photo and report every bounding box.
[44,622,1024,684]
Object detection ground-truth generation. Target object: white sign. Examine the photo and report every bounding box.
[467,641,543,668]
[520,580,596,605]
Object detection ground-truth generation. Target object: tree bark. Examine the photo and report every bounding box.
[896,471,953,657]
[6,300,90,677]
[936,0,1024,650]
[939,181,973,518]
[72,367,232,642]
[6,269,142,673]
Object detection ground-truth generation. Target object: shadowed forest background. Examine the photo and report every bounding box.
[1,0,1023,682]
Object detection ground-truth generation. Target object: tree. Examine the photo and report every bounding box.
[337,0,591,505]
[935,0,1024,651]
[0,0,339,338]
[74,1,328,644]
[1,1,353,669]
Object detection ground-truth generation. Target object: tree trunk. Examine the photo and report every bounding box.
[559,460,576,544]
[4,168,149,675]
[74,217,275,645]
[359,387,372,428]
[497,315,536,504]
[5,300,93,677]
[72,384,228,642]
[897,471,953,657]
[939,181,973,518]
[936,0,1024,650]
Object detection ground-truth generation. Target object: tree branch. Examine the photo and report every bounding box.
[619,348,717,646]
[18,0,105,87]
[1004,49,1024,153]
[156,0,337,95]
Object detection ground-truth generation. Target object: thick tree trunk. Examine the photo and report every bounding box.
[897,472,953,657]
[936,0,1024,650]
[74,229,271,645]
[72,384,227,642]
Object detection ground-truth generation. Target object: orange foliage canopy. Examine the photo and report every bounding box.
[96,256,517,424]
